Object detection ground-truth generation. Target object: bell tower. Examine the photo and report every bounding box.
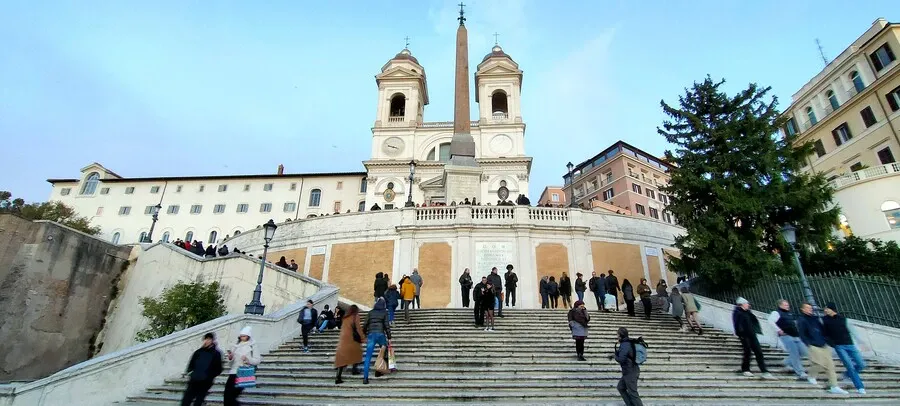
[374,48,429,128]
[476,43,523,124]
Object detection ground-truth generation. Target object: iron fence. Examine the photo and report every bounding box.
[689,272,900,328]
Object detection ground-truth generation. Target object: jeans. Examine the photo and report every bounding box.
[834,344,866,389]
[576,291,585,302]
[388,306,395,323]
[541,293,549,308]
[779,335,808,377]
[363,332,388,379]
[403,300,413,322]
[301,323,314,347]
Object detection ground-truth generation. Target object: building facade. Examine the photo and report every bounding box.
[562,141,674,224]
[536,186,567,207]
[780,18,900,242]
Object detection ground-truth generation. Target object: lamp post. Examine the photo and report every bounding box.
[566,161,575,208]
[781,224,818,309]
[245,219,278,315]
[405,159,417,208]
[145,204,162,242]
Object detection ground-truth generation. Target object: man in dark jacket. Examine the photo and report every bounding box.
[613,327,643,406]
[731,297,772,378]
[363,298,392,384]
[606,270,620,311]
[487,267,504,317]
[181,332,223,406]
[473,276,488,326]
[504,265,518,307]
[373,272,388,300]
[766,299,807,379]
[298,299,319,353]
[317,304,336,331]
[459,269,474,308]
[799,302,847,394]
[588,272,601,309]
[823,302,866,394]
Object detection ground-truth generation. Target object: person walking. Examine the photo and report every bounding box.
[656,279,669,298]
[398,274,408,310]
[597,272,608,311]
[487,267,504,317]
[409,269,424,309]
[504,265,518,307]
[540,276,550,309]
[384,284,400,325]
[606,270,621,311]
[548,276,560,309]
[823,302,866,394]
[181,332,223,406]
[297,300,318,353]
[622,279,636,317]
[559,273,573,309]
[223,327,261,406]
[766,299,808,380]
[613,327,643,406]
[482,281,497,331]
[473,276,488,327]
[636,279,653,319]
[400,276,416,323]
[362,298,392,385]
[588,271,600,307]
[799,302,849,394]
[334,305,364,384]
[459,268,473,308]
[575,273,587,303]
[669,287,686,332]
[567,300,590,361]
[732,297,774,379]
[373,272,388,301]
[680,287,703,334]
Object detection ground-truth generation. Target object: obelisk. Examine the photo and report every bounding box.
[443,2,482,203]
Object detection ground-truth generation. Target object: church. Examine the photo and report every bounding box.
[46,7,531,245]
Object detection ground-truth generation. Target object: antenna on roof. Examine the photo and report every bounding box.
[816,38,829,66]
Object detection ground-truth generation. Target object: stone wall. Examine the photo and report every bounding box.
[0,215,133,382]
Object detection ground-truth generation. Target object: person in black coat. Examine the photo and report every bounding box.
[547,276,560,309]
[481,282,497,331]
[181,333,223,406]
[373,272,388,300]
[504,265,519,307]
[487,267,504,317]
[621,279,636,316]
[540,276,550,309]
[459,268,474,308]
[605,270,620,311]
[473,277,488,327]
[559,273,573,309]
[732,297,771,378]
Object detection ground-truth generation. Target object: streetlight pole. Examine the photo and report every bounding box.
[145,204,162,242]
[245,219,278,315]
[781,224,818,309]
[566,162,575,208]
[405,159,417,208]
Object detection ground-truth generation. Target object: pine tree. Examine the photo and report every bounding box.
[659,77,838,290]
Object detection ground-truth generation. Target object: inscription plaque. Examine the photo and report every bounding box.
[474,241,515,277]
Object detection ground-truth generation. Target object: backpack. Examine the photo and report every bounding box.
[630,337,648,365]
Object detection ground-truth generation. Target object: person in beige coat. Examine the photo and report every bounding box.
[224,326,262,406]
[680,287,703,335]
[334,305,365,384]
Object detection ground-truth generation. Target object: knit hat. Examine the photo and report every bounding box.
[573,300,585,308]
[736,297,749,305]
[825,302,838,311]
[239,326,252,337]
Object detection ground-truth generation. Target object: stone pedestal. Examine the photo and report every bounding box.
[443,165,483,204]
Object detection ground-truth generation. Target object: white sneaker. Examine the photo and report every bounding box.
[857,389,866,395]
[807,377,818,385]
[828,386,849,395]
[742,371,754,377]
[760,373,775,380]
[484,327,489,331]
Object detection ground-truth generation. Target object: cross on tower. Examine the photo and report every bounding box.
[493,32,500,45]
[404,36,410,49]
[458,2,466,25]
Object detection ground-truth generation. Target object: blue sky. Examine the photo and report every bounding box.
[1,1,897,202]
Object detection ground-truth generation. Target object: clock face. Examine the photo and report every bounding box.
[489,134,513,155]
[382,137,405,156]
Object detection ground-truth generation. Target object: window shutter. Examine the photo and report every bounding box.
[832,129,843,146]
[814,140,826,157]
[872,53,884,71]
[888,89,900,112]
[886,44,896,61]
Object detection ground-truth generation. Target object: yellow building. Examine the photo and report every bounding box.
[782,18,900,242]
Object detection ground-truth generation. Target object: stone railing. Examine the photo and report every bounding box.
[528,207,569,222]
[471,206,516,221]
[830,162,900,190]
[415,206,457,221]
[0,286,339,406]
[419,120,480,128]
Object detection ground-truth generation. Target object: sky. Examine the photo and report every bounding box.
[1,1,897,202]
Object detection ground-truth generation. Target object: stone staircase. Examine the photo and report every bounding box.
[127,309,900,405]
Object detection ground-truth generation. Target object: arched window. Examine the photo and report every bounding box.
[185,231,194,242]
[139,232,148,243]
[883,201,900,229]
[161,232,170,242]
[233,230,241,236]
[806,106,817,125]
[208,231,218,244]
[80,172,100,195]
[309,189,321,206]
[491,90,509,116]
[427,143,452,162]
[358,201,366,212]
[360,177,368,193]
[389,94,405,118]
[850,71,865,93]
[111,232,121,244]
[826,90,839,111]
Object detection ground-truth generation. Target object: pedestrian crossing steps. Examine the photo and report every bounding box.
[127,308,900,405]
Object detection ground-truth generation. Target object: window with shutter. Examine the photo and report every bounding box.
[878,147,896,165]
[887,86,900,112]
[860,106,877,128]
[831,123,852,146]
[870,43,896,71]
[814,140,826,158]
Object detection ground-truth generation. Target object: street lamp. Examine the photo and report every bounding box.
[566,161,575,208]
[145,204,162,242]
[245,219,278,315]
[405,159,417,208]
[781,224,818,309]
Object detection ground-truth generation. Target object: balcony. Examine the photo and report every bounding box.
[403,206,574,228]
[490,112,509,121]
[830,162,900,190]
[387,116,406,126]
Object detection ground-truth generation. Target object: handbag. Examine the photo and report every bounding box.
[235,365,257,388]
[375,346,390,374]
[387,344,397,371]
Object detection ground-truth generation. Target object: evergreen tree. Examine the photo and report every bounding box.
[135,280,226,342]
[659,77,838,290]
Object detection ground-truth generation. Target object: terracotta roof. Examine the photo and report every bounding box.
[482,45,513,63]
[393,48,420,65]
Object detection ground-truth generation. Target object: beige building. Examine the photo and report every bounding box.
[781,18,900,242]
[561,141,674,224]
[536,186,567,207]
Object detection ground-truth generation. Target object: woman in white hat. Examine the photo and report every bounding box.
[224,326,261,405]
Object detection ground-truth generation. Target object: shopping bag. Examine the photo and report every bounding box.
[387,344,397,371]
[375,346,390,374]
[604,294,617,310]
[235,365,257,388]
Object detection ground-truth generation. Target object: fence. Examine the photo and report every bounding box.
[689,272,900,328]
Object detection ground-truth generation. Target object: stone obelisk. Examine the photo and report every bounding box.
[443,3,483,203]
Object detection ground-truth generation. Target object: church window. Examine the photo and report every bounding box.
[309,189,322,207]
[389,94,406,118]
[360,178,367,193]
[80,173,100,195]
[358,201,366,212]
[427,143,451,161]
[491,90,509,117]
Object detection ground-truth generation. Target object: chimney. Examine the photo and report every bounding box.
[277,164,284,175]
